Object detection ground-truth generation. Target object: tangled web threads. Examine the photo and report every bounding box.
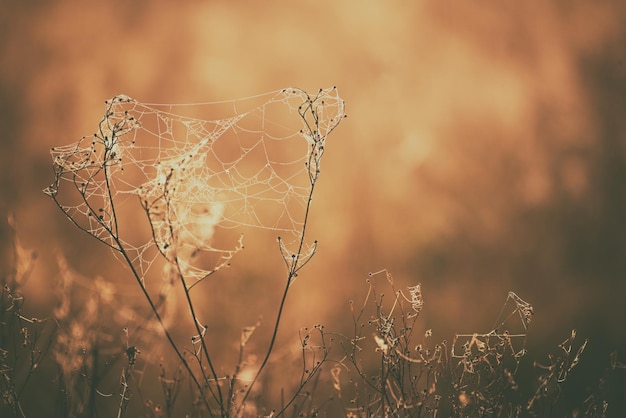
[45,87,345,282]
[452,291,534,379]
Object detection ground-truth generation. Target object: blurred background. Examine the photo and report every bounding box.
[1,0,625,415]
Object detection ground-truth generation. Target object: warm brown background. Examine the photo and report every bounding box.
[1,0,626,413]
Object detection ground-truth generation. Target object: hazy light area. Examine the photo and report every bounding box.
[1,0,626,414]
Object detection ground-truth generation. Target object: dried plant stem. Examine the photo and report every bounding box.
[153,172,227,415]
[236,178,317,415]
[237,94,327,415]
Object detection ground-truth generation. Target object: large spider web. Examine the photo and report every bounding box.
[45,87,345,282]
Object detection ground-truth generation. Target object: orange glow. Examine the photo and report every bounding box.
[2,1,626,415]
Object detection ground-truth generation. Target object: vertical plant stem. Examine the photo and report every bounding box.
[176,260,227,417]
[237,170,318,414]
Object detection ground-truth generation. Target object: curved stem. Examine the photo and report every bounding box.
[159,172,226,415]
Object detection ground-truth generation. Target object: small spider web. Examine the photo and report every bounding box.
[452,292,534,375]
[44,87,345,283]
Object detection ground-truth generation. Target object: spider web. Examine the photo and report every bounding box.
[452,292,534,375]
[44,87,345,282]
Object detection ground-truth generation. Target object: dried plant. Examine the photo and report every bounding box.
[0,216,55,418]
[43,87,345,417]
[322,270,612,417]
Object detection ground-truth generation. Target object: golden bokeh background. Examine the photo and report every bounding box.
[1,0,626,413]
